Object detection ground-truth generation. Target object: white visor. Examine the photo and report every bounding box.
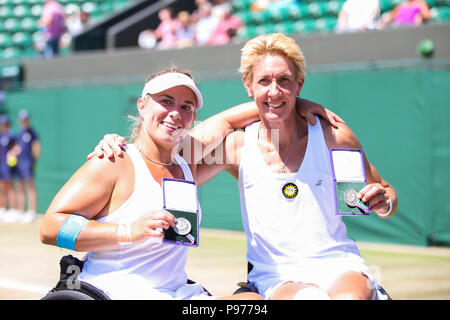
[141,72,203,109]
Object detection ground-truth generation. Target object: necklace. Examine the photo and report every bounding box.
[259,119,298,174]
[137,146,176,166]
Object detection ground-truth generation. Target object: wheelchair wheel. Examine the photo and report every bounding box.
[41,279,111,300]
[41,290,95,300]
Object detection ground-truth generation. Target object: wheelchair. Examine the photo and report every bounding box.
[41,255,110,300]
[233,262,392,300]
[42,256,391,300]
[41,255,212,300]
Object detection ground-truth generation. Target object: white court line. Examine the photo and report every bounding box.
[0,279,50,294]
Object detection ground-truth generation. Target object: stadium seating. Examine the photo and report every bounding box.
[0,0,449,62]
[234,0,450,40]
[0,0,136,61]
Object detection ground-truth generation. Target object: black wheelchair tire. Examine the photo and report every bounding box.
[41,290,96,300]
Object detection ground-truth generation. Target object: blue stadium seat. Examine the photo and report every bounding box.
[326,0,344,16]
[251,10,271,25]
[237,24,257,39]
[0,32,13,48]
[21,17,38,32]
[12,31,32,47]
[307,2,327,19]
[315,16,338,32]
[274,21,295,35]
[430,5,450,21]
[435,0,450,5]
[268,6,291,23]
[2,46,24,60]
[0,5,14,19]
[4,18,21,33]
[255,22,276,35]
[236,10,253,25]
[294,19,316,34]
[14,4,31,18]
[289,3,309,21]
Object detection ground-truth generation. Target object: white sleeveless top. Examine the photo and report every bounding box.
[238,119,366,283]
[78,144,204,299]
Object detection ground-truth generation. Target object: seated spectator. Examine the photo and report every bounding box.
[379,0,430,28]
[336,0,380,33]
[191,0,209,24]
[38,0,66,58]
[175,11,195,48]
[138,29,157,49]
[194,2,219,45]
[208,4,242,45]
[154,7,180,50]
[211,0,231,18]
[66,6,90,36]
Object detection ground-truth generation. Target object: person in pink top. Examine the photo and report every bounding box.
[154,7,180,50]
[39,0,66,57]
[208,4,242,45]
[380,0,431,28]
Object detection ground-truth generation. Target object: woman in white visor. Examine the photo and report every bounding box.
[40,67,266,300]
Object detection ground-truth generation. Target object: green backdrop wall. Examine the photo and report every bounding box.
[4,64,450,247]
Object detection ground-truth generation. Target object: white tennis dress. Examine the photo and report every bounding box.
[238,119,382,299]
[78,144,209,300]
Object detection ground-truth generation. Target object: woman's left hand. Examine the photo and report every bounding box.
[358,183,390,216]
[296,98,345,129]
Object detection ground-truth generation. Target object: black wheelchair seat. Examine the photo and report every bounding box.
[41,255,110,300]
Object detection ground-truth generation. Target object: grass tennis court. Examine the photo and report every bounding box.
[1,216,449,300]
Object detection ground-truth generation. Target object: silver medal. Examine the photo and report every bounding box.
[173,217,191,236]
[344,188,359,207]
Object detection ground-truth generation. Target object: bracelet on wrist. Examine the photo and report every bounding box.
[377,198,392,217]
[116,223,132,245]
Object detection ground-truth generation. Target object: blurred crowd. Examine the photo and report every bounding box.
[336,0,431,33]
[139,0,433,51]
[138,0,242,50]
[30,0,434,57]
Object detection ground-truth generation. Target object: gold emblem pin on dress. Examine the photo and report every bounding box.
[282,183,299,199]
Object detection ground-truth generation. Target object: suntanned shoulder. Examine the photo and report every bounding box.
[320,118,362,150]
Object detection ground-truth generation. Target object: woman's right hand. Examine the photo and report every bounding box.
[130,210,177,243]
[87,134,127,160]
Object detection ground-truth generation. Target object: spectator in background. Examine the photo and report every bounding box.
[208,4,242,46]
[138,29,157,49]
[336,0,380,33]
[175,11,195,48]
[66,6,90,36]
[194,2,219,45]
[154,7,180,50]
[39,0,66,58]
[14,110,41,224]
[0,114,19,223]
[138,7,179,50]
[191,0,210,24]
[379,0,430,28]
[211,0,231,18]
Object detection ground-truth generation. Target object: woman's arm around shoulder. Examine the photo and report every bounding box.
[191,129,245,186]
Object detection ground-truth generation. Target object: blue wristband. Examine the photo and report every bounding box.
[56,214,89,251]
